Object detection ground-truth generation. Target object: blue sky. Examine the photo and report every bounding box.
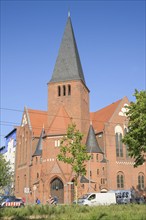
[0,0,145,146]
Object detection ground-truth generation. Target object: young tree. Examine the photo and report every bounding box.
[57,124,90,202]
[122,90,146,167]
[0,154,12,192]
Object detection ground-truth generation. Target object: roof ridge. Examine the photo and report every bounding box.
[92,99,122,114]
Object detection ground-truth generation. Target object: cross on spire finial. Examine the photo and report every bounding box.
[68,10,70,17]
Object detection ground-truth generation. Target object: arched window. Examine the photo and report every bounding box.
[97,169,99,175]
[51,178,63,190]
[138,173,144,190]
[96,154,98,161]
[101,178,106,185]
[117,172,124,188]
[37,173,39,179]
[90,171,92,177]
[58,86,61,96]
[68,84,71,95]
[63,85,66,96]
[115,132,123,157]
[115,125,123,157]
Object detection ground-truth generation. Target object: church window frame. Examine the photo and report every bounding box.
[55,140,60,147]
[101,178,106,185]
[68,84,71,95]
[50,177,64,190]
[138,173,144,190]
[115,125,123,158]
[63,85,66,96]
[58,86,61,96]
[115,132,123,157]
[90,171,92,177]
[117,172,124,189]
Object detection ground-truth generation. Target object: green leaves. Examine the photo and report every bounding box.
[57,124,90,201]
[0,154,12,190]
[122,90,146,167]
[58,124,90,176]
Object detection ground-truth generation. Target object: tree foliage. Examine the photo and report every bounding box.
[57,123,90,200]
[0,154,12,191]
[122,90,146,167]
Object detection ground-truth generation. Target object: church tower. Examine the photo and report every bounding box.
[47,14,90,136]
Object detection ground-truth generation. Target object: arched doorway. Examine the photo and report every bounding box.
[50,178,64,204]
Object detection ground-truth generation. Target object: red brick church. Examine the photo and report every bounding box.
[14,15,146,204]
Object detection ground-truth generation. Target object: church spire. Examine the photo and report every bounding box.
[86,124,103,154]
[68,10,70,18]
[50,16,86,86]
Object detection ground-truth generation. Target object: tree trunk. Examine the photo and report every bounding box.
[74,176,78,203]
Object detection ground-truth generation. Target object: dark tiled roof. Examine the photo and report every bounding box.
[80,176,96,183]
[50,16,86,85]
[86,124,103,154]
[33,128,45,157]
[101,156,107,163]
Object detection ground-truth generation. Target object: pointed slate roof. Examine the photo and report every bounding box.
[86,124,103,154]
[50,16,86,86]
[33,128,45,157]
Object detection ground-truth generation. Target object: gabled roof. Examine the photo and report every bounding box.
[33,128,45,157]
[86,124,103,153]
[90,99,122,133]
[47,105,72,135]
[27,109,48,137]
[50,16,86,86]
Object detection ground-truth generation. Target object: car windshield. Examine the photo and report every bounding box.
[79,194,90,199]
[0,196,15,203]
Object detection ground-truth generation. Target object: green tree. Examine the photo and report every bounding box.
[57,124,90,202]
[122,90,146,167]
[0,154,12,192]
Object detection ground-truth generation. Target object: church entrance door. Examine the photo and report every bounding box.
[50,178,64,204]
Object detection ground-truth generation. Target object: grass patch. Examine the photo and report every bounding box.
[0,204,146,220]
